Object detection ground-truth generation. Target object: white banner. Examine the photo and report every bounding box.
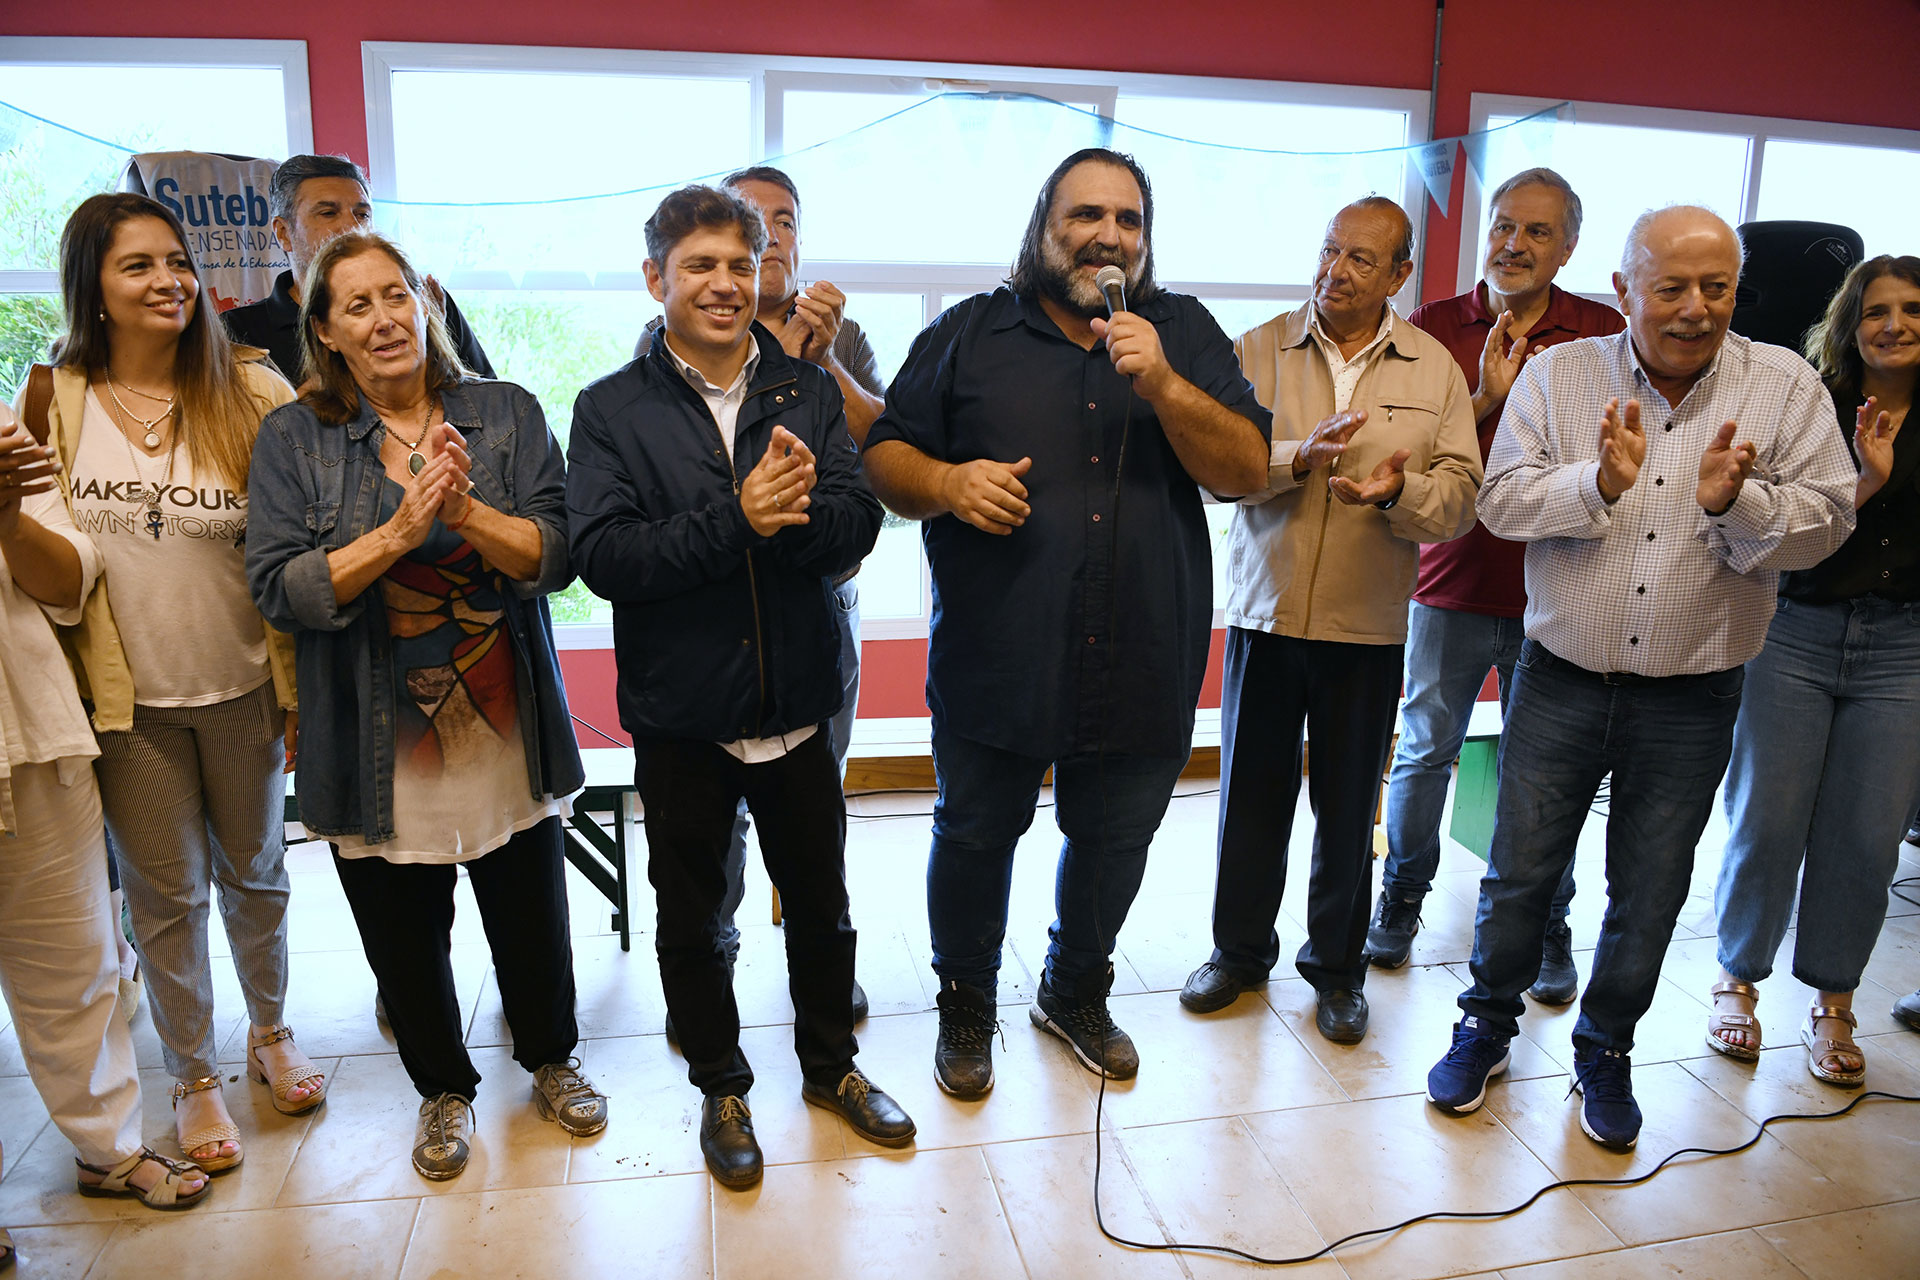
[120,152,290,313]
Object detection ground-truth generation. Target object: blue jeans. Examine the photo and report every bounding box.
[1459,640,1744,1054]
[1716,596,1920,992]
[925,724,1188,998]
[712,577,862,965]
[1383,604,1575,919]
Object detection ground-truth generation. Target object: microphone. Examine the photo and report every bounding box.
[1094,264,1127,317]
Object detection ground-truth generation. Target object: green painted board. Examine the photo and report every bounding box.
[1450,738,1500,862]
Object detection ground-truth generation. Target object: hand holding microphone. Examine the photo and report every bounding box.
[1088,264,1173,398]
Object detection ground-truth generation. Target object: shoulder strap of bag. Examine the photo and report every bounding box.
[22,363,54,446]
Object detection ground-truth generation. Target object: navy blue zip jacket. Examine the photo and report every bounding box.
[565,325,882,743]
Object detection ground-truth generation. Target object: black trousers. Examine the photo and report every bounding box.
[333,816,578,1100]
[635,730,857,1098]
[1210,627,1404,991]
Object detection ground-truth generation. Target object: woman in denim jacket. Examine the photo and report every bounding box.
[245,229,601,1182]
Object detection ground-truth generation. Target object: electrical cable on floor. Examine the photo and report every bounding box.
[1090,1087,1920,1266]
[1890,873,1919,911]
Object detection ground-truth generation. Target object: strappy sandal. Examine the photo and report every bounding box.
[171,1076,243,1173]
[247,1024,328,1115]
[1801,1004,1866,1087]
[75,1147,212,1211]
[1,1224,14,1269]
[1705,979,1761,1062]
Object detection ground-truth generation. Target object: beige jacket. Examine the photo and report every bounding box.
[17,356,298,732]
[1224,304,1481,645]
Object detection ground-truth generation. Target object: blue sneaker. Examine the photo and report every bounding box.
[1427,1018,1512,1114]
[1571,1048,1641,1150]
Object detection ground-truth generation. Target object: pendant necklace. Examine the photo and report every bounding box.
[385,398,440,477]
[105,370,176,450]
[114,413,180,542]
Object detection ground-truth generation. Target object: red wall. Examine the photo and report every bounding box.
[15,1,1915,731]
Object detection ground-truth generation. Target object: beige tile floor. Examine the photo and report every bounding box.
[3,775,1918,1279]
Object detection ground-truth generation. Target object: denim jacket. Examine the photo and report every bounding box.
[245,379,585,842]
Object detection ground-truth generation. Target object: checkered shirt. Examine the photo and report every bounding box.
[1479,330,1856,676]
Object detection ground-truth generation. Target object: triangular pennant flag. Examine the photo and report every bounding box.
[1461,123,1494,184]
[1414,139,1457,217]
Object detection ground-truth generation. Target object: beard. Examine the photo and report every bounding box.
[1037,231,1141,318]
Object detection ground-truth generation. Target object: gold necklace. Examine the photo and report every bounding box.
[104,375,175,450]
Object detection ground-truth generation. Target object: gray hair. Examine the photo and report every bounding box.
[1619,204,1745,280]
[1488,167,1583,241]
[269,154,369,224]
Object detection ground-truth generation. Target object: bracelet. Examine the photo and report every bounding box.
[445,500,476,532]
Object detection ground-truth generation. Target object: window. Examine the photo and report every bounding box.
[366,45,1429,642]
[1457,95,1920,300]
[0,39,311,391]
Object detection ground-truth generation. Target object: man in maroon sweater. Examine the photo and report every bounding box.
[1364,168,1624,1000]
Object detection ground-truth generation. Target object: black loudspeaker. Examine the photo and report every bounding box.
[1733,221,1865,353]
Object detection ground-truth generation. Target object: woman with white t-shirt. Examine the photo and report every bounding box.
[245,229,602,1182]
[33,193,328,1175]
[0,405,211,1220]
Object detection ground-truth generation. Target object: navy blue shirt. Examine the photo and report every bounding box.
[866,287,1271,759]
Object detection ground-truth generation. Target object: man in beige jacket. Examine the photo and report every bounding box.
[1181,197,1481,1044]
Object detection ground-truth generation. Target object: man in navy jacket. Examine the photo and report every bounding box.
[565,185,906,1190]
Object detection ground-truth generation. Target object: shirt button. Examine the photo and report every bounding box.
[1087,635,1098,644]
[1646,531,1656,541]
[1090,455,1099,464]
[1630,636,1639,645]
[1087,402,1097,410]
[1654,477,1663,486]
[1883,538,1891,547]
[1092,513,1101,522]
[1664,421,1674,432]
[741,638,751,647]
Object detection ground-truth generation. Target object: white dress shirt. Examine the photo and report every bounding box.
[1479,330,1856,677]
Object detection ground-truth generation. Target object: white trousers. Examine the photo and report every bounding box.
[0,758,143,1166]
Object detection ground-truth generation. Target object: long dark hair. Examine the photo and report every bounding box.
[54,192,270,489]
[296,229,470,425]
[1806,254,1920,410]
[1007,147,1159,302]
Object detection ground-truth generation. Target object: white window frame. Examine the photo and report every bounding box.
[0,37,313,297]
[1456,92,1920,302]
[362,42,1430,645]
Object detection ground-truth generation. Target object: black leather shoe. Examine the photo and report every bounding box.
[699,1095,762,1188]
[802,1069,916,1147]
[1315,988,1370,1044]
[1179,961,1260,1014]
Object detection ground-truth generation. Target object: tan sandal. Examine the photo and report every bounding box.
[1705,979,1761,1062]
[75,1147,213,1210]
[171,1076,243,1173]
[247,1024,328,1115]
[1801,1004,1865,1087]
[1,1224,13,1267]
